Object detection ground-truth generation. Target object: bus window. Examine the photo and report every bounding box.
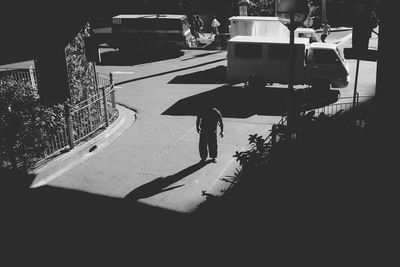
[235,43,262,58]
[268,44,289,60]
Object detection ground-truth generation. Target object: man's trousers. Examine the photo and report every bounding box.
[199,132,217,160]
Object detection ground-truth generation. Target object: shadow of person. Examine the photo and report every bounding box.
[124,160,211,201]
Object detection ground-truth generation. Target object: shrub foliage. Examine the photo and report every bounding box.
[0,78,66,170]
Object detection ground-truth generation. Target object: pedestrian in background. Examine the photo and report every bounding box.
[210,15,220,39]
[321,21,331,43]
[193,15,204,37]
[196,105,224,163]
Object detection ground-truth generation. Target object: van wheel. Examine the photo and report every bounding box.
[311,79,330,91]
[248,75,265,89]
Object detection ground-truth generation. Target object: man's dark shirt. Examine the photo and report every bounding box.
[196,108,223,134]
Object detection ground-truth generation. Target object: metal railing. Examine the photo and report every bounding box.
[270,94,375,144]
[0,66,38,88]
[308,95,374,116]
[43,73,117,158]
[1,68,118,168]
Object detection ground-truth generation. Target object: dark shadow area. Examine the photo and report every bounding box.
[180,51,222,61]
[0,168,36,198]
[168,65,227,84]
[114,58,226,86]
[125,160,211,201]
[163,84,340,118]
[0,167,203,260]
[192,99,392,258]
[97,49,184,66]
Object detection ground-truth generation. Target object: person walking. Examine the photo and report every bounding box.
[196,105,224,163]
[193,15,204,37]
[209,15,220,39]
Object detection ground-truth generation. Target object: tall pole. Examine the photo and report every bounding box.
[287,12,295,135]
[321,0,327,22]
[353,59,360,107]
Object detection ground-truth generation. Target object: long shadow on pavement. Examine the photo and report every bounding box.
[168,65,227,84]
[124,160,211,201]
[163,84,289,118]
[97,49,184,66]
[163,83,340,118]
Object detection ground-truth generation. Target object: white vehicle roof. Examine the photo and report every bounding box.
[295,28,316,33]
[310,42,338,50]
[229,35,310,45]
[113,14,186,20]
[229,16,280,22]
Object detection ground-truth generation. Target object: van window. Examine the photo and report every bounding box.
[268,44,289,60]
[235,43,262,58]
[312,49,338,64]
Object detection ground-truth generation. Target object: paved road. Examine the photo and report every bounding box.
[34,49,281,213]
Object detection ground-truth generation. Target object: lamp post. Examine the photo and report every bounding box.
[276,0,309,138]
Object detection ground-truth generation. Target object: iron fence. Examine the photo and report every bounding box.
[0,67,38,88]
[43,73,117,158]
[309,95,374,116]
[270,94,375,144]
[1,69,118,169]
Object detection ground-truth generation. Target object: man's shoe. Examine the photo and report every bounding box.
[200,158,207,163]
[211,158,217,163]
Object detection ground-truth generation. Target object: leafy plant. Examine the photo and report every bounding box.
[0,77,66,170]
[65,22,98,105]
[233,133,273,169]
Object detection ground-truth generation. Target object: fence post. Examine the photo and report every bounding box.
[109,72,114,87]
[102,86,109,128]
[65,103,75,149]
[109,72,116,108]
[29,66,37,89]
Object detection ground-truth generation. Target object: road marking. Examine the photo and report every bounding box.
[112,71,136,75]
[137,127,195,173]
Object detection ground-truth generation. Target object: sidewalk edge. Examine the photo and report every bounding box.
[30,105,136,188]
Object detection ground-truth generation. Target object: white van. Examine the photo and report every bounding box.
[227,36,350,90]
[228,16,320,42]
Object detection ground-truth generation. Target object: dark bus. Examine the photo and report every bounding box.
[111,14,196,51]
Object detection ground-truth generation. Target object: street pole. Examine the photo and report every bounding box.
[287,12,296,136]
[353,59,360,107]
[321,0,327,22]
